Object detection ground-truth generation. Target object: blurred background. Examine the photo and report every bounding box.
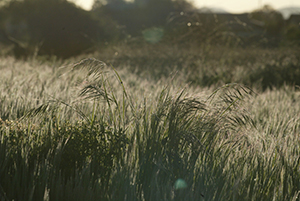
[0,0,299,59]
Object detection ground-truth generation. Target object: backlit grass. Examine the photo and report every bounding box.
[1,46,300,200]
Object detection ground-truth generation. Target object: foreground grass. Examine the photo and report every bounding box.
[0,49,300,200]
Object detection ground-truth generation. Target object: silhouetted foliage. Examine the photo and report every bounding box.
[92,0,194,37]
[165,12,267,47]
[165,11,217,45]
[0,0,299,59]
[249,5,284,37]
[0,0,119,58]
[284,15,300,45]
[285,24,300,45]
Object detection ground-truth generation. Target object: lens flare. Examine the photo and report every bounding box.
[174,178,187,190]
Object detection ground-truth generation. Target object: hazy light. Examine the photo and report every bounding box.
[192,0,300,13]
[73,0,94,10]
[73,0,300,13]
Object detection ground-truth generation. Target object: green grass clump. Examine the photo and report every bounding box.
[1,51,300,200]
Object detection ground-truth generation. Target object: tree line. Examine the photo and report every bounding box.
[0,0,298,59]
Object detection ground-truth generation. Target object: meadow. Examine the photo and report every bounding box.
[1,44,300,200]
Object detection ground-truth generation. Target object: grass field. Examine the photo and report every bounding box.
[1,44,300,200]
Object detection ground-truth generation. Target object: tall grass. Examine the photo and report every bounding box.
[1,50,300,200]
[93,44,300,91]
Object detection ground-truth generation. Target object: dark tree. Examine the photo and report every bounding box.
[249,5,285,37]
[0,0,118,58]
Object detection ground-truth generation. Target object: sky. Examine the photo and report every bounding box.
[73,0,300,13]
